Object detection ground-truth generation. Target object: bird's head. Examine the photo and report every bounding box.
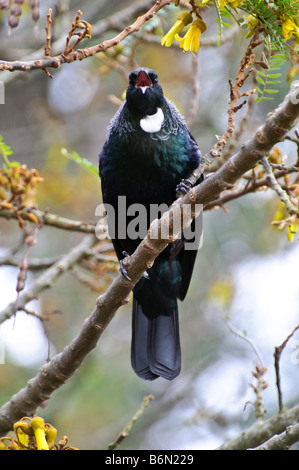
[126,68,164,117]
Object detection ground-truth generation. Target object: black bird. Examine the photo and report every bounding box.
[99,68,202,380]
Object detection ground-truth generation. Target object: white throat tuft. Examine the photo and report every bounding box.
[140,108,164,133]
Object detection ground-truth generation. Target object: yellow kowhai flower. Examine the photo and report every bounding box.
[176,19,207,55]
[244,14,260,37]
[217,0,243,8]
[281,17,299,44]
[161,12,193,48]
[197,0,242,8]
[230,0,243,7]
[287,218,299,242]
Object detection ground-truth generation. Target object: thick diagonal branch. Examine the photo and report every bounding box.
[0,84,298,437]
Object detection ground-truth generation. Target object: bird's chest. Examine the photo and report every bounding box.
[104,132,189,207]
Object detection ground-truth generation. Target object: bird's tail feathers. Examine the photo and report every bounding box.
[131,297,181,381]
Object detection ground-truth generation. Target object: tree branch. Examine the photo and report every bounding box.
[204,167,299,211]
[108,395,154,450]
[0,83,298,437]
[274,324,299,413]
[0,1,171,74]
[0,207,96,233]
[0,0,158,84]
[251,423,299,450]
[260,155,298,216]
[218,405,299,450]
[0,234,97,324]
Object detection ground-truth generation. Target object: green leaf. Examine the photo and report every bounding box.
[271,53,286,59]
[220,9,231,17]
[0,136,16,167]
[61,148,98,178]
[268,15,278,24]
[264,9,273,17]
[256,76,265,85]
[255,86,263,94]
[9,161,21,167]
[264,89,279,93]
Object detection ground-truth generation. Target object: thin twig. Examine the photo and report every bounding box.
[211,94,256,170]
[225,321,264,368]
[0,234,97,324]
[63,10,92,57]
[204,167,299,211]
[260,155,298,216]
[269,162,299,172]
[108,395,154,450]
[64,10,83,56]
[250,362,268,420]
[0,253,61,270]
[43,8,53,78]
[44,8,52,57]
[285,134,299,146]
[274,324,299,413]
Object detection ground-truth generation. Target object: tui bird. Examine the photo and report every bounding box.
[99,68,202,381]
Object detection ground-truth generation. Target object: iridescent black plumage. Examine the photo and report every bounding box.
[99,68,202,380]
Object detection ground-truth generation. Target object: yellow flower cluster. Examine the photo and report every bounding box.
[161,1,299,55]
[0,415,78,450]
[281,17,299,44]
[161,12,193,47]
[161,13,207,54]
[244,14,260,38]
[200,0,243,8]
[177,19,207,54]
[216,0,243,8]
[160,0,242,54]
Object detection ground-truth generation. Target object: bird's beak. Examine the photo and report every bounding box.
[136,70,152,94]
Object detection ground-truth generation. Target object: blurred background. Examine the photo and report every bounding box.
[0,0,299,450]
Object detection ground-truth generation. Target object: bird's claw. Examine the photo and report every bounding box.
[120,251,149,281]
[143,270,150,279]
[176,178,193,197]
[119,251,131,281]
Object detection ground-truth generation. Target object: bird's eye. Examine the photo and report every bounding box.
[129,71,138,83]
[150,74,158,84]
